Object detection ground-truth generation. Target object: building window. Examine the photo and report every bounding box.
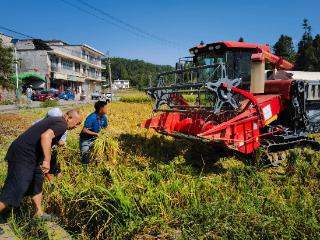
[62,59,73,71]
[75,63,80,73]
[50,56,59,71]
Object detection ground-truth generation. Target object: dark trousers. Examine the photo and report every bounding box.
[80,138,94,164]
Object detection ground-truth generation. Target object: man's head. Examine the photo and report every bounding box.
[94,101,108,115]
[65,109,83,129]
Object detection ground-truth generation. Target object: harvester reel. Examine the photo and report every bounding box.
[205,77,241,113]
[147,76,173,110]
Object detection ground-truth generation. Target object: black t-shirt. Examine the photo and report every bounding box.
[12,117,67,160]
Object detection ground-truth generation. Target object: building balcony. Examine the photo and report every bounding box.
[51,67,85,82]
[51,71,85,83]
[55,47,82,58]
[84,73,106,81]
[50,49,103,69]
[87,58,101,66]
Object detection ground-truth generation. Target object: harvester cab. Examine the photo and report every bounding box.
[142,41,320,165]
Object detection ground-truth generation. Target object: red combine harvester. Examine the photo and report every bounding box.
[141,41,320,165]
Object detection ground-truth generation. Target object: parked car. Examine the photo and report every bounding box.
[48,88,59,96]
[58,90,75,101]
[32,90,57,102]
[91,92,101,100]
[104,92,112,103]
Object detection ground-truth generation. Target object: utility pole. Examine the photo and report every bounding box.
[106,51,113,98]
[14,46,20,104]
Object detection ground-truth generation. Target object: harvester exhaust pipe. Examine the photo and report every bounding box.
[250,59,265,94]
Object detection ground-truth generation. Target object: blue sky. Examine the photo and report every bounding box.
[0,0,319,65]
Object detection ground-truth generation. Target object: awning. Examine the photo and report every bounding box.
[18,72,46,81]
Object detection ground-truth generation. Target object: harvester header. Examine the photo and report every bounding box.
[141,41,320,165]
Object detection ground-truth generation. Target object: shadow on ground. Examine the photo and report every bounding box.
[118,133,247,175]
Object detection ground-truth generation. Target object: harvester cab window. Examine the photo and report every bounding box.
[225,50,252,89]
[195,53,224,82]
[196,53,225,66]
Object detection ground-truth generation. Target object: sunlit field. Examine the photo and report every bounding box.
[0,101,320,239]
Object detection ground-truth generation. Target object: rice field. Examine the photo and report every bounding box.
[0,101,320,239]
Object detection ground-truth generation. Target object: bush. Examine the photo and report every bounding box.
[0,99,15,105]
[40,99,59,108]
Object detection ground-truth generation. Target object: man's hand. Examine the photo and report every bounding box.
[58,139,66,146]
[41,160,50,174]
[57,172,62,179]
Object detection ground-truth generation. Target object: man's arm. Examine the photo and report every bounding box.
[81,127,99,137]
[81,115,99,136]
[40,129,55,173]
[58,132,67,146]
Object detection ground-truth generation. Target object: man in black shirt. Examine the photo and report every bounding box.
[0,109,83,225]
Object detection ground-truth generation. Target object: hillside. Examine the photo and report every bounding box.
[102,58,174,89]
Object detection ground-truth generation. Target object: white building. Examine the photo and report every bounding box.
[0,32,13,48]
[113,79,130,89]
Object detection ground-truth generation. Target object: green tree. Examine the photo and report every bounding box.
[119,64,129,80]
[273,34,296,63]
[295,19,317,71]
[0,39,14,88]
[238,37,244,42]
[102,57,173,89]
[313,34,320,71]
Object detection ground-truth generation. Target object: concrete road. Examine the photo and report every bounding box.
[0,99,98,113]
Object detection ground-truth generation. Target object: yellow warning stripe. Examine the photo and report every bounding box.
[265,115,278,125]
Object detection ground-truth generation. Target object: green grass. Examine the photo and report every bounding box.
[0,99,15,105]
[0,103,320,239]
[40,99,59,108]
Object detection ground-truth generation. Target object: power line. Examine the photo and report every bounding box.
[0,2,152,47]
[76,0,181,48]
[59,0,184,49]
[59,0,151,41]
[0,26,37,39]
[0,25,105,58]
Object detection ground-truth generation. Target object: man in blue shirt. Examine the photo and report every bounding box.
[80,101,108,164]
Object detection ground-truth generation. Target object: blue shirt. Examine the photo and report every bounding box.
[80,112,108,139]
